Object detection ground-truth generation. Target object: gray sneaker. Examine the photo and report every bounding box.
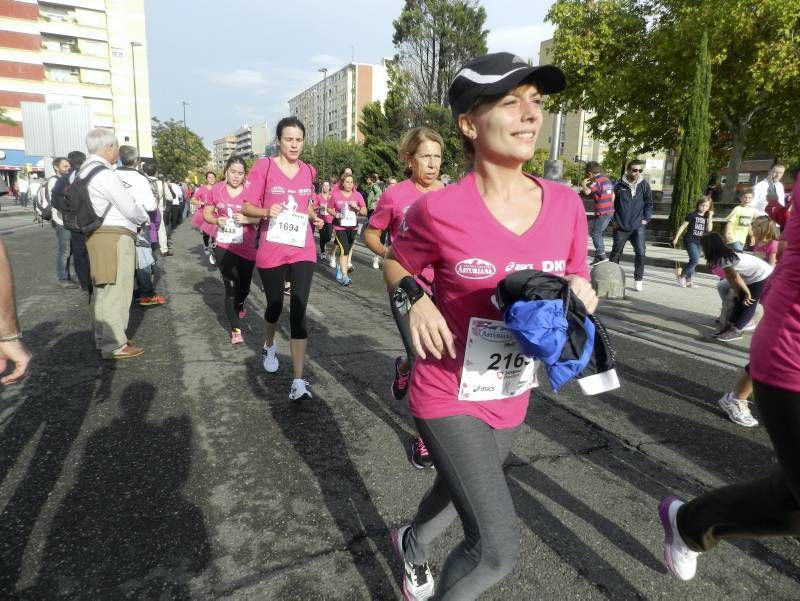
[718,392,758,427]
[715,326,742,342]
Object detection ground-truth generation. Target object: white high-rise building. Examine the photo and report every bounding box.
[288,60,389,144]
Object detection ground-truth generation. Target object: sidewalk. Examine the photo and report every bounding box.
[590,234,710,272]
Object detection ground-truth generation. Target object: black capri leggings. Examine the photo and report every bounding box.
[319,223,333,253]
[730,277,768,330]
[334,229,357,255]
[214,248,255,331]
[259,261,315,339]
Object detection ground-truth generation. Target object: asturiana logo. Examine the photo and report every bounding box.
[479,325,511,343]
[455,258,496,280]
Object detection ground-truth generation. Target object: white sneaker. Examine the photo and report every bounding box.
[289,378,312,401]
[391,525,435,600]
[718,392,758,427]
[372,255,381,269]
[634,280,643,291]
[741,320,757,332]
[262,343,279,373]
[209,252,216,265]
[658,496,699,581]
[329,255,336,269]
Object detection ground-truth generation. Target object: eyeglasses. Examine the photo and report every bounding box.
[629,168,643,173]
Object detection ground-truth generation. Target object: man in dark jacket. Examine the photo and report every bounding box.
[609,159,653,291]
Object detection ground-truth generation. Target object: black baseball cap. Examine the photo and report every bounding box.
[448,52,566,120]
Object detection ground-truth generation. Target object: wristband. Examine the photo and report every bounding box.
[395,276,425,309]
[0,332,22,342]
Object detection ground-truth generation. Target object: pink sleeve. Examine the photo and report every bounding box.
[566,192,590,279]
[392,197,440,275]
[767,240,779,256]
[355,191,366,209]
[242,158,270,208]
[369,188,393,230]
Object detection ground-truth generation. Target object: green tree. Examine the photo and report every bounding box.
[546,0,800,202]
[301,138,364,184]
[393,0,488,111]
[151,118,210,180]
[669,33,712,234]
[0,108,15,127]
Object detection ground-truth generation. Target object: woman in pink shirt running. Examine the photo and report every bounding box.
[203,156,260,345]
[242,117,323,402]
[192,171,217,260]
[383,53,596,600]
[365,126,444,471]
[659,175,800,582]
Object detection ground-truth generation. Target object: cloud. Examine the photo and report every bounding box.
[207,69,268,89]
[487,23,555,64]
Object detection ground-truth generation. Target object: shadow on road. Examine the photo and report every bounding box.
[244,354,401,599]
[26,381,210,599]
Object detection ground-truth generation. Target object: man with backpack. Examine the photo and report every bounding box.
[75,129,151,359]
[38,157,76,288]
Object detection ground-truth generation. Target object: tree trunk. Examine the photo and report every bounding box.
[722,119,748,203]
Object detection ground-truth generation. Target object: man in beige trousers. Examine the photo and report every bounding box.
[81,129,152,359]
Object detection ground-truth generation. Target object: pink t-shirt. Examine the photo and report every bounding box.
[243,157,317,269]
[750,205,800,392]
[208,181,256,261]
[315,193,334,224]
[369,178,435,290]
[368,178,425,240]
[192,185,217,236]
[752,239,779,261]
[331,189,365,231]
[392,172,590,429]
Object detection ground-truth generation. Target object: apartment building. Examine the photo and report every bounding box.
[233,122,266,159]
[537,39,673,191]
[288,60,389,144]
[0,0,152,178]
[212,134,235,171]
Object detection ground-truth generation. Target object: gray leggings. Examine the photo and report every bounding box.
[404,414,520,600]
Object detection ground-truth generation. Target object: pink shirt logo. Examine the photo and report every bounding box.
[455,258,496,280]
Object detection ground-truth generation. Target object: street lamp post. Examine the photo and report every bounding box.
[318,67,327,181]
[181,100,189,172]
[130,41,142,150]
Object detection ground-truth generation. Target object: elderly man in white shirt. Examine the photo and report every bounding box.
[752,163,786,216]
[80,128,150,359]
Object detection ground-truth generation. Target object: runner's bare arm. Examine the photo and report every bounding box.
[363,226,387,257]
[0,240,31,384]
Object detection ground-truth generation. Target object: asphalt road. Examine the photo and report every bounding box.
[0,221,798,600]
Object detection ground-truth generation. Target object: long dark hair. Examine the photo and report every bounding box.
[700,232,737,266]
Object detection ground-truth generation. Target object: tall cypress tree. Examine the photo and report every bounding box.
[669,33,712,237]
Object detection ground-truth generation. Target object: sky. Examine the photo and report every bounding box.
[143,0,555,149]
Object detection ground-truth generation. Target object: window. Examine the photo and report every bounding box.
[111,50,124,59]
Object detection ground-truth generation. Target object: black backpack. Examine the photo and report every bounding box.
[61,164,110,234]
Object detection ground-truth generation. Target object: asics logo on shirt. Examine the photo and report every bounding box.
[505,260,566,273]
[455,258,496,279]
[505,261,536,272]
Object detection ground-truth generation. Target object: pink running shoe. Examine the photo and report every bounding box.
[230,329,244,345]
